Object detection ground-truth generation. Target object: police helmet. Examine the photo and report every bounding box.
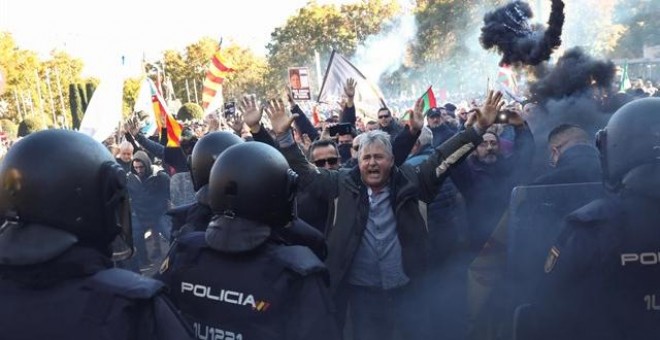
[596,97,660,192]
[0,130,132,265]
[208,142,298,228]
[190,131,243,191]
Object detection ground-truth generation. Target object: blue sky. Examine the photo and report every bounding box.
[0,0,356,77]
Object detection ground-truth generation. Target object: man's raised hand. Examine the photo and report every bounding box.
[240,95,263,133]
[265,98,298,136]
[475,90,505,132]
[344,78,356,98]
[410,98,425,133]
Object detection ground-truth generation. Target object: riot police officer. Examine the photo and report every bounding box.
[527,97,660,340]
[158,142,340,340]
[169,131,244,238]
[170,131,327,260]
[0,130,193,339]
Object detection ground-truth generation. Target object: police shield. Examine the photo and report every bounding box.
[507,182,606,305]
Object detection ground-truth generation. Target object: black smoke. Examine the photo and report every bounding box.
[530,47,615,104]
[480,0,565,66]
[526,47,617,178]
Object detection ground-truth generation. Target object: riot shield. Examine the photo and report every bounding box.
[507,182,606,306]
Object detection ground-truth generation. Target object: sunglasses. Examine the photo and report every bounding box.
[378,114,391,119]
[314,157,339,167]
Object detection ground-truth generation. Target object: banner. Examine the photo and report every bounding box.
[79,73,123,142]
[317,50,387,120]
[289,67,312,101]
[202,42,234,114]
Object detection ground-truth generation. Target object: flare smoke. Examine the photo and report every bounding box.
[480,0,565,66]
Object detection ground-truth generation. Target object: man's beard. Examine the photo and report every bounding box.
[480,153,498,164]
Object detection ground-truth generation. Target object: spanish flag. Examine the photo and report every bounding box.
[202,44,234,113]
[148,79,182,147]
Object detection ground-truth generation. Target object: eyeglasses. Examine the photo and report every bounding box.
[313,157,339,167]
[378,114,391,119]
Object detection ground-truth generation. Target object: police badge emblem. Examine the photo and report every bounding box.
[159,256,170,274]
[544,246,560,273]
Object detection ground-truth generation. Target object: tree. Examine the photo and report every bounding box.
[77,83,88,113]
[611,0,660,58]
[562,0,626,56]
[123,77,142,117]
[162,38,270,102]
[17,117,45,137]
[85,82,97,104]
[265,0,400,96]
[69,83,83,130]
[0,119,17,138]
[0,32,84,124]
[177,102,204,121]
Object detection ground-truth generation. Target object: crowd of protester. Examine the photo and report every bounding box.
[0,72,659,339]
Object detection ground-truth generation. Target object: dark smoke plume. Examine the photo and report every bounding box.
[526,47,617,178]
[530,47,615,103]
[480,0,565,66]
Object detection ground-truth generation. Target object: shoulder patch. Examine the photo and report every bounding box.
[272,245,327,276]
[159,256,170,274]
[85,268,164,299]
[544,246,561,273]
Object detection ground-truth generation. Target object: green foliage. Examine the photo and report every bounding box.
[69,83,83,130]
[17,117,45,137]
[85,82,96,103]
[265,0,400,96]
[0,32,84,123]
[0,119,17,138]
[176,102,204,121]
[123,77,142,118]
[77,83,88,113]
[611,0,660,58]
[161,38,270,102]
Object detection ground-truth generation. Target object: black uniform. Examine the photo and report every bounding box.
[158,229,339,340]
[0,130,193,339]
[0,245,192,340]
[170,185,328,261]
[532,195,660,340]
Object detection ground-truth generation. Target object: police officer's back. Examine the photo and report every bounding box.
[171,131,327,260]
[529,98,660,340]
[158,142,340,340]
[0,130,193,340]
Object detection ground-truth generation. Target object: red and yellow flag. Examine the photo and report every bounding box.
[202,46,234,111]
[148,79,182,147]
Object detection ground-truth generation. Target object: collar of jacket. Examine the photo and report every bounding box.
[556,144,599,169]
[206,215,272,253]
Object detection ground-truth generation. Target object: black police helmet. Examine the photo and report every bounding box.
[0,130,132,265]
[190,131,243,191]
[596,97,660,192]
[208,142,298,228]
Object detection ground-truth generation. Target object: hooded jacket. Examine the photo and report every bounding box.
[127,151,170,225]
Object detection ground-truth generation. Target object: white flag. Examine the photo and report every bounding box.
[317,50,387,120]
[133,78,159,136]
[79,73,123,142]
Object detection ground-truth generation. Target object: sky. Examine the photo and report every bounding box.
[0,0,357,77]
